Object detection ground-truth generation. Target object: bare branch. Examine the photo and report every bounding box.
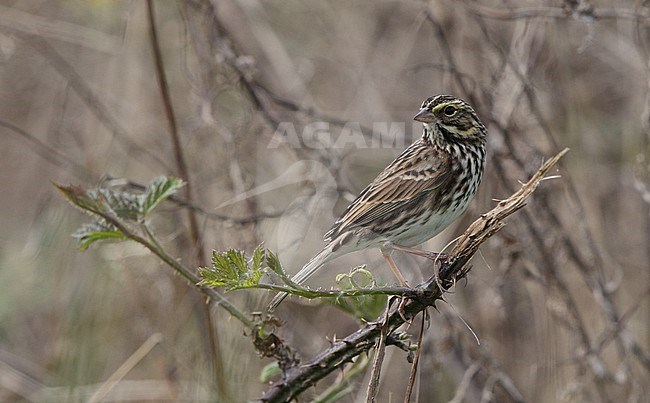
[146,0,205,263]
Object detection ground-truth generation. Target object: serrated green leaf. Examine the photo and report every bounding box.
[72,220,126,250]
[56,184,108,215]
[58,177,183,223]
[197,267,229,287]
[226,249,248,276]
[251,245,264,271]
[57,183,143,221]
[199,248,268,290]
[229,268,264,290]
[265,250,285,276]
[210,250,239,282]
[91,188,140,221]
[140,176,185,216]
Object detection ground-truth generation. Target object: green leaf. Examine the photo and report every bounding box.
[199,248,267,290]
[251,245,264,271]
[56,183,141,221]
[227,249,248,276]
[72,220,126,250]
[57,177,184,223]
[198,266,229,287]
[56,184,108,216]
[265,250,286,277]
[236,268,264,290]
[210,250,239,284]
[91,188,140,221]
[139,176,185,217]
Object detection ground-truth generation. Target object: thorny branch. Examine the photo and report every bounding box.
[259,149,568,403]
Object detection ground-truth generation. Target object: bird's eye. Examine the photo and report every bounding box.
[443,105,457,116]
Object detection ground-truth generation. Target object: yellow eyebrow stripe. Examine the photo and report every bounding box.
[431,100,462,113]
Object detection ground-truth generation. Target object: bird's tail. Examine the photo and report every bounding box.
[267,247,334,312]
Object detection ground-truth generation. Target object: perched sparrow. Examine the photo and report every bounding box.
[269,95,487,311]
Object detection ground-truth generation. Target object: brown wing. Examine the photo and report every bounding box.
[324,141,452,242]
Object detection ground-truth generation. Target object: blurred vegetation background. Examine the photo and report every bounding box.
[1,0,649,402]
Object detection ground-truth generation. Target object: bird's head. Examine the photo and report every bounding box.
[414,95,486,143]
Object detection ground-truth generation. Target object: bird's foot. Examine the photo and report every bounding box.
[397,296,411,324]
[385,243,449,263]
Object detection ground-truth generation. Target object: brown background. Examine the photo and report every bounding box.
[0,1,649,402]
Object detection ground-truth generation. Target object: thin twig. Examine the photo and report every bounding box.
[146,0,205,264]
[87,333,163,403]
[365,302,391,403]
[404,310,426,403]
[0,119,92,182]
[448,363,481,403]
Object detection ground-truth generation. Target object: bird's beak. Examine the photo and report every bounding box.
[413,108,435,123]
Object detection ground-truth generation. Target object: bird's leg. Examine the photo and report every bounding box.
[380,246,411,322]
[380,247,408,287]
[388,243,448,263]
